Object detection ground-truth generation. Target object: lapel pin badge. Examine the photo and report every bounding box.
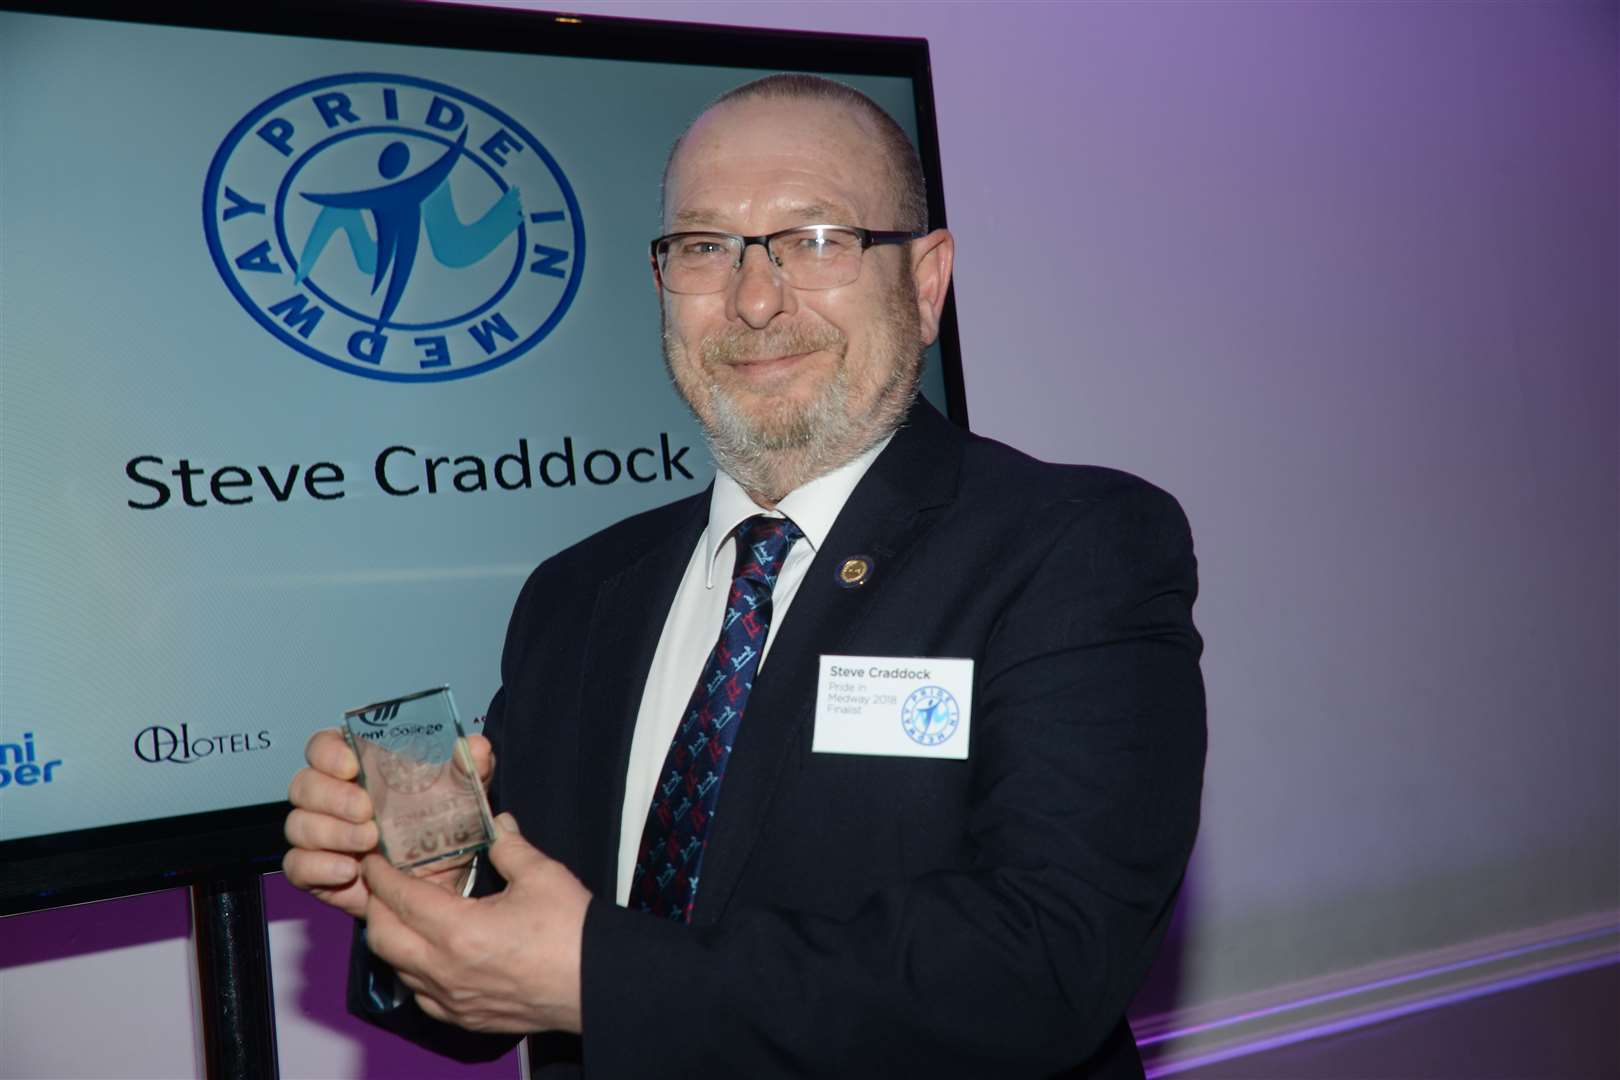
[836,554,874,589]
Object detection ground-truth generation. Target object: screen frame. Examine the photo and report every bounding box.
[0,0,968,915]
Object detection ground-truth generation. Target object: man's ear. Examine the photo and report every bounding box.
[909,228,955,347]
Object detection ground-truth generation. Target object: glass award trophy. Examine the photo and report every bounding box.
[341,686,496,873]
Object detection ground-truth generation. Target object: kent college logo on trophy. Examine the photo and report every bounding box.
[204,73,584,382]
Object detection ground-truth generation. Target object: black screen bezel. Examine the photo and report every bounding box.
[0,0,968,915]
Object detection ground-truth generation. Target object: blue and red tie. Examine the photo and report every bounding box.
[631,514,803,922]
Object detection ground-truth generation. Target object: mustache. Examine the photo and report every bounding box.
[699,323,847,366]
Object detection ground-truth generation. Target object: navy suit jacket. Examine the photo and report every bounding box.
[352,397,1206,1078]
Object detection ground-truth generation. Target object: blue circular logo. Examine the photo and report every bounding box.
[900,685,961,747]
[203,74,584,382]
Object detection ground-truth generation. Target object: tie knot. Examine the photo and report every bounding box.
[733,514,803,589]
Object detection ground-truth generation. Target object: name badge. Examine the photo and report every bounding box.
[813,655,973,760]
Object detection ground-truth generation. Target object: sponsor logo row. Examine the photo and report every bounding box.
[1,723,278,794]
[0,733,62,790]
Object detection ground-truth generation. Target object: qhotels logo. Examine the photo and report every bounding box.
[204,74,585,382]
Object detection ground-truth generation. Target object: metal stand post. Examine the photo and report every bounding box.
[191,873,280,1080]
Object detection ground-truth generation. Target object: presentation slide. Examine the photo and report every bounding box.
[0,9,946,842]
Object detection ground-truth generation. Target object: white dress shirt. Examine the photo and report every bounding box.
[613,436,890,905]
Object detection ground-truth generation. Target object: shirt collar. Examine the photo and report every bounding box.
[702,434,893,588]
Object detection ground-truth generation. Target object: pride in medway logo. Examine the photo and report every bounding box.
[204,74,584,382]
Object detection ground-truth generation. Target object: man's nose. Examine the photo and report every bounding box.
[726,244,793,328]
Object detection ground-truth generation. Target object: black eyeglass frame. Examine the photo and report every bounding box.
[649,224,926,292]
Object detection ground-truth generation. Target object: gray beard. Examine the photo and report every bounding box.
[662,288,923,503]
[701,356,914,503]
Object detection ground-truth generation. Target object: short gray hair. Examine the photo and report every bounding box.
[662,73,929,232]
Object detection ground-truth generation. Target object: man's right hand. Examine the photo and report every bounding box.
[283,728,494,919]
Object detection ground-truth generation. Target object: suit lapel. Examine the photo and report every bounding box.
[573,495,708,897]
[691,400,966,924]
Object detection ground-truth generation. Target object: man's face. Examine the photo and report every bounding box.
[658,98,940,487]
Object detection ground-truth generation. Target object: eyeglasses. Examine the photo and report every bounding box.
[650,224,923,294]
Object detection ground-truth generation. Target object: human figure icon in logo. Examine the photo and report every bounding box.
[914,697,944,737]
[295,128,523,328]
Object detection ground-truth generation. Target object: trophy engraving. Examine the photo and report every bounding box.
[341,686,495,872]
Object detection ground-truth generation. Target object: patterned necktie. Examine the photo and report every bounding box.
[632,514,803,922]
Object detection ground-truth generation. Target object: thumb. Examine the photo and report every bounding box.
[486,812,548,880]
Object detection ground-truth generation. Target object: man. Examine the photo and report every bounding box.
[285,74,1205,1077]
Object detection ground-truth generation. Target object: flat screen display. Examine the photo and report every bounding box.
[0,0,963,910]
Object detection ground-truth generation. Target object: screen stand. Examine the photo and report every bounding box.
[191,873,280,1079]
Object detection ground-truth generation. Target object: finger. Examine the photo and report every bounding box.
[484,813,549,882]
[305,728,359,779]
[463,734,495,785]
[287,767,373,824]
[282,849,370,918]
[284,806,377,854]
[309,883,371,921]
[363,852,463,937]
[362,886,431,975]
[395,970,442,1010]
[413,992,454,1025]
[282,844,362,890]
[451,735,491,785]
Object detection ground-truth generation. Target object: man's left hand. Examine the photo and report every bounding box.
[361,813,591,1035]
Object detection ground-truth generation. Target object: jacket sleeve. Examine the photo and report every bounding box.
[577,482,1207,1077]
